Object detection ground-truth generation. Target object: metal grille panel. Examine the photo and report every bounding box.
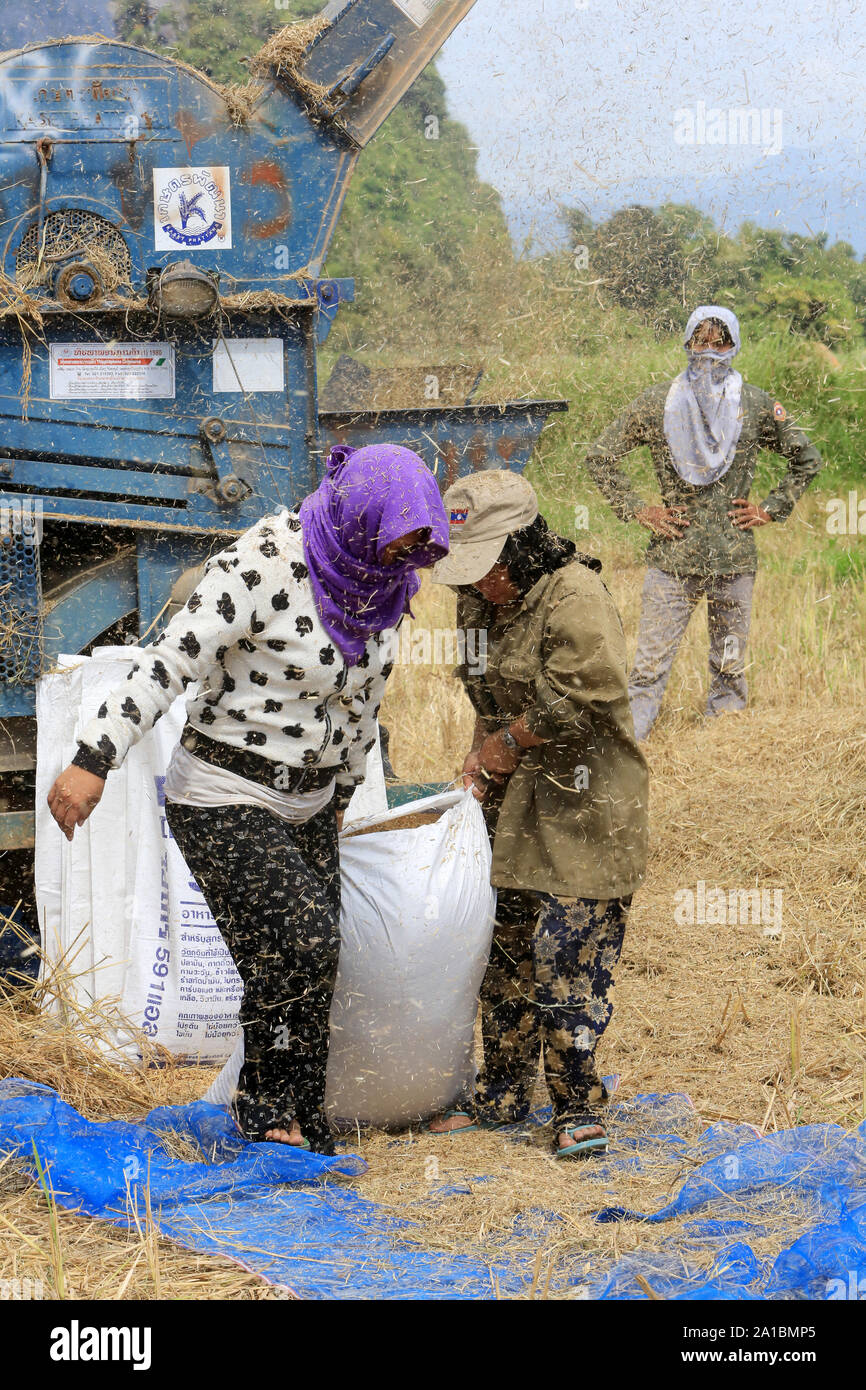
[16,210,132,290]
[0,515,43,686]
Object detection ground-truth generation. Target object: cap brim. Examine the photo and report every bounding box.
[429,534,506,586]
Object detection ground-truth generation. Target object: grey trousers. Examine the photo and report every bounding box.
[628,567,755,741]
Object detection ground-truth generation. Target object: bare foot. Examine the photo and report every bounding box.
[426,1112,475,1134]
[558,1124,605,1151]
[264,1120,307,1146]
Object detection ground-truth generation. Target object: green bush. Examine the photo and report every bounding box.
[745,275,859,348]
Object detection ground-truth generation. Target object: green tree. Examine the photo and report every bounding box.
[560,205,595,254]
[562,198,866,345]
[324,61,516,357]
[112,1,154,31]
[115,0,279,82]
[585,205,697,337]
[748,274,858,348]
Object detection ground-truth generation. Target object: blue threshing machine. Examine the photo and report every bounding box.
[0,0,567,891]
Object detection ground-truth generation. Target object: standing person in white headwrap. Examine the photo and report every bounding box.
[583,306,823,740]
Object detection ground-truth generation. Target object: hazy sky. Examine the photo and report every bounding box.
[436,0,866,252]
[2,0,862,253]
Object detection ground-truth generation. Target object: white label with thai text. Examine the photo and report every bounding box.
[49,343,175,399]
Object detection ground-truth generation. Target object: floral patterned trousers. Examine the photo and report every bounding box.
[472,890,631,1131]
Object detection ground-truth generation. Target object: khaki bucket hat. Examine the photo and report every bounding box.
[430,470,539,586]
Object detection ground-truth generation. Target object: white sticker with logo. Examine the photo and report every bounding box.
[212,339,285,394]
[390,0,442,27]
[153,167,232,251]
[49,343,175,400]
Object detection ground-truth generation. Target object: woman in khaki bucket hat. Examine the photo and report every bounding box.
[425,470,648,1159]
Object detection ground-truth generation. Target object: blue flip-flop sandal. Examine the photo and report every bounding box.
[554,1122,608,1160]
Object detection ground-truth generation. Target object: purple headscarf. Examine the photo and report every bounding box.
[298,443,449,665]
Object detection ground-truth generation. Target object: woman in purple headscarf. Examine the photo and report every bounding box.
[46,444,448,1154]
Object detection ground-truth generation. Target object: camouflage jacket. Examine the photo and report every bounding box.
[583,382,822,576]
[456,560,648,900]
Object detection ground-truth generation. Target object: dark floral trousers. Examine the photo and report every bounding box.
[470,889,631,1131]
[165,798,341,1154]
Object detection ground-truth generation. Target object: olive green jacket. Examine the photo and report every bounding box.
[583,382,822,576]
[456,560,649,900]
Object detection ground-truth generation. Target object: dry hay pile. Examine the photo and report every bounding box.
[0,967,277,1299]
[615,703,866,1132]
[0,269,43,327]
[247,16,330,94]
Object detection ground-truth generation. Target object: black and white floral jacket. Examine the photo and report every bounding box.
[72,509,394,805]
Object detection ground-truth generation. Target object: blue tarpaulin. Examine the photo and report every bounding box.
[586,1110,866,1299]
[1,1077,865,1299]
[0,1079,530,1298]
